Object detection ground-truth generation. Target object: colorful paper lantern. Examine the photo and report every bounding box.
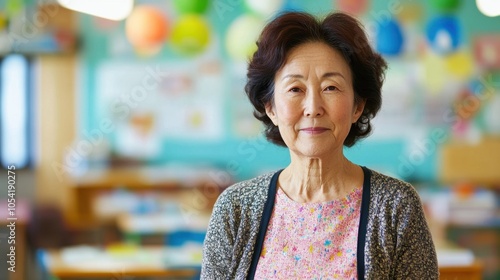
[0,12,7,31]
[225,15,265,61]
[426,16,461,54]
[6,0,23,16]
[336,0,369,16]
[445,50,474,81]
[430,0,461,12]
[473,35,500,69]
[173,0,209,14]
[244,0,284,17]
[170,15,211,55]
[422,52,447,94]
[398,3,424,23]
[125,6,169,50]
[375,18,404,56]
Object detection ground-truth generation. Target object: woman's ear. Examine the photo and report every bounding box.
[265,103,278,126]
[352,99,366,123]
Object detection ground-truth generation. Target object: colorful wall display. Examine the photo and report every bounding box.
[78,0,500,181]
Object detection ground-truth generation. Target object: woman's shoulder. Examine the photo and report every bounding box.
[367,169,422,205]
[214,171,277,209]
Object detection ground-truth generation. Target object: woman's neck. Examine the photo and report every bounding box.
[279,152,362,203]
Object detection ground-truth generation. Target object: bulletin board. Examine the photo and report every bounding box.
[77,0,500,181]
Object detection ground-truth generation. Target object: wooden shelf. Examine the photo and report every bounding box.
[66,166,229,227]
[440,136,500,187]
[69,166,225,189]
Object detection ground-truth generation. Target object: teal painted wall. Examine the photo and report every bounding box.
[78,0,500,181]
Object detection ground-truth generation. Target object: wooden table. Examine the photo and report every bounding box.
[42,245,484,279]
[41,245,201,279]
[439,262,483,280]
[437,245,484,280]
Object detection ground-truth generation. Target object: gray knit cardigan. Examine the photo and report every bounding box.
[201,167,439,279]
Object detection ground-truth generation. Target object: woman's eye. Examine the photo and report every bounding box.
[324,86,338,91]
[289,87,302,93]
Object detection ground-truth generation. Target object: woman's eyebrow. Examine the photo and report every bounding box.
[322,72,346,80]
[281,74,304,81]
[281,72,346,81]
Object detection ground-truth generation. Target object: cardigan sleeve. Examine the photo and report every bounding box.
[392,184,439,279]
[201,189,237,279]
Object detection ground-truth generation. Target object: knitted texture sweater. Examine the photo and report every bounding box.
[201,167,439,279]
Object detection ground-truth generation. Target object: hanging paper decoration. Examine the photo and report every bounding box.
[0,12,7,31]
[225,15,265,61]
[125,6,169,53]
[336,0,369,16]
[6,0,23,17]
[170,14,211,56]
[173,0,210,15]
[422,52,447,94]
[426,16,461,54]
[473,35,500,69]
[430,0,461,12]
[445,50,474,81]
[375,18,404,56]
[244,0,284,18]
[398,2,424,23]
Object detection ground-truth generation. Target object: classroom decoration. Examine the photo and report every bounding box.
[430,0,461,12]
[0,12,7,31]
[244,0,284,17]
[125,6,169,52]
[473,35,500,69]
[5,0,23,16]
[397,3,424,23]
[225,15,265,61]
[375,18,404,56]
[173,0,210,15]
[336,0,369,16]
[423,52,447,94]
[170,14,211,55]
[426,16,461,54]
[445,50,474,81]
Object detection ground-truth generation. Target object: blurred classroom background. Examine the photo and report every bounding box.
[0,0,499,279]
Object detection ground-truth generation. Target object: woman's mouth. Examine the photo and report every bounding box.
[300,127,329,134]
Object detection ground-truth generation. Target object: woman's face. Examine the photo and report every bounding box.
[266,42,365,158]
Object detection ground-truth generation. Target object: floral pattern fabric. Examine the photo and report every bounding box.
[254,186,362,279]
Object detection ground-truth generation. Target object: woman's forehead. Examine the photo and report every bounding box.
[278,42,352,80]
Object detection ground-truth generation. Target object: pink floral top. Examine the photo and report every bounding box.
[254,185,362,279]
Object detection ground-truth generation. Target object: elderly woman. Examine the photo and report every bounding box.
[202,11,438,279]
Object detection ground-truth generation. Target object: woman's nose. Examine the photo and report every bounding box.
[304,90,324,117]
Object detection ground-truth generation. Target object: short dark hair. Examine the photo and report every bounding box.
[245,12,387,147]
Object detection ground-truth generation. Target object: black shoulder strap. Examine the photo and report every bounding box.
[247,167,370,279]
[246,169,282,280]
[357,166,372,279]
